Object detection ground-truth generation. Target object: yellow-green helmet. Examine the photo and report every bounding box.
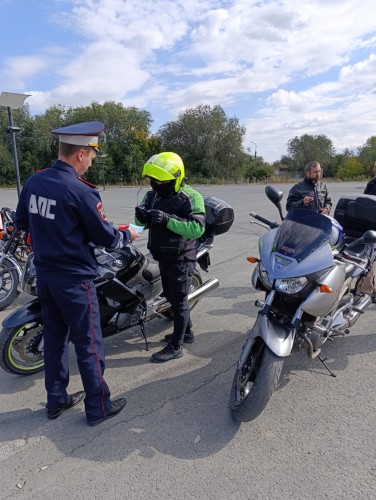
[142,152,185,192]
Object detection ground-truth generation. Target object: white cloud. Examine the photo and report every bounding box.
[1,0,375,161]
[0,55,49,89]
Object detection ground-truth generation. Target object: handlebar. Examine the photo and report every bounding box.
[250,212,280,229]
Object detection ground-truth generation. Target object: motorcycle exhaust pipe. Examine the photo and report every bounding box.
[300,331,321,359]
[337,293,372,330]
[155,278,219,315]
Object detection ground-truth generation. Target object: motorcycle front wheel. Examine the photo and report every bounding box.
[0,258,20,311]
[0,320,45,375]
[230,336,284,422]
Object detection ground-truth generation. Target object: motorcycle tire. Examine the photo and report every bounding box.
[0,258,20,311]
[230,336,284,422]
[0,319,45,375]
[161,269,203,321]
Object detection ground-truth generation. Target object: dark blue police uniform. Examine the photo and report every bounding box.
[16,150,130,422]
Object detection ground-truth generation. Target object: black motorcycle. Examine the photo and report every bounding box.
[0,207,31,310]
[0,196,234,375]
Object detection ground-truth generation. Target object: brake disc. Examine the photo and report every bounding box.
[13,328,43,363]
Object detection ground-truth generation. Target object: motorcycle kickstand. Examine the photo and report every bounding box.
[318,355,336,378]
[138,316,149,351]
[136,294,149,351]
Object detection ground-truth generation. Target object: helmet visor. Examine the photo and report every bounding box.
[142,162,177,182]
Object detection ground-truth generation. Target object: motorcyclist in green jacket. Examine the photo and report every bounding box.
[135,152,205,362]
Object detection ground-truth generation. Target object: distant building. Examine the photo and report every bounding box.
[274,165,300,178]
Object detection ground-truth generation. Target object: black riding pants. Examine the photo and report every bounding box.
[158,259,195,347]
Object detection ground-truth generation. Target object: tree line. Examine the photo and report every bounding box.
[1,101,376,187]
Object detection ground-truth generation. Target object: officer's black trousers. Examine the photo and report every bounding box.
[38,279,111,420]
[158,260,195,347]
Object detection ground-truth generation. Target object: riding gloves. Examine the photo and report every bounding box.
[135,206,150,224]
[149,209,169,226]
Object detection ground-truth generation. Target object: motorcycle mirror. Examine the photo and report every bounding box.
[265,185,283,204]
[265,185,284,221]
[361,230,376,244]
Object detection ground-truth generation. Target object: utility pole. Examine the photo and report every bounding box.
[250,141,257,161]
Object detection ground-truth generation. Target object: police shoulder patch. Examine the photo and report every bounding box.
[78,177,97,188]
[96,202,107,221]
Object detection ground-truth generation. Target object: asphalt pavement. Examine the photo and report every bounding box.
[0,182,375,500]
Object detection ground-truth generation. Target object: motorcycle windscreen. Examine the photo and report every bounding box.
[273,208,332,263]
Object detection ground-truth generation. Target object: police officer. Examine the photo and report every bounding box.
[135,152,205,363]
[15,121,139,426]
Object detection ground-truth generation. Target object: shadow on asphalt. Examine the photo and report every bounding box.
[0,323,375,463]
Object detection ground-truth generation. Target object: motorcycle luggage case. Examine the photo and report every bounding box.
[203,196,234,236]
[334,194,376,237]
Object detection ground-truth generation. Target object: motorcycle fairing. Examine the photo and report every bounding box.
[2,299,41,328]
[259,209,334,279]
[301,264,346,317]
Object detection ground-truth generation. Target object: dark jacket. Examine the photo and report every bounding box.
[364,177,376,195]
[286,178,332,214]
[15,160,129,283]
[135,184,205,262]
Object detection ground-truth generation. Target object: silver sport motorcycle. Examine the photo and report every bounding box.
[230,186,376,422]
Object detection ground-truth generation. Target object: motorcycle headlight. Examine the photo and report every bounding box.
[259,263,273,289]
[275,277,308,294]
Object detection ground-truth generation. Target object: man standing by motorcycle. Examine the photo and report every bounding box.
[286,161,332,214]
[135,152,206,363]
[364,160,376,195]
[15,121,139,426]
[363,160,376,302]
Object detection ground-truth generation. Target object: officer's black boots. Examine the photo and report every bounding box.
[47,391,85,419]
[87,398,127,426]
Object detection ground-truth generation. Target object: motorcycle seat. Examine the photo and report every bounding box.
[341,236,369,260]
[142,255,161,283]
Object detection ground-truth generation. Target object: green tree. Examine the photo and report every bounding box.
[283,134,336,175]
[4,101,156,186]
[337,157,364,180]
[69,102,154,184]
[19,105,65,178]
[244,162,274,182]
[158,105,246,180]
[357,136,376,175]
[0,142,14,186]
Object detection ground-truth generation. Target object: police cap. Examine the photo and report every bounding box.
[51,121,104,152]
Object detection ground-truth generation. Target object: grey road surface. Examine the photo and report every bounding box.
[0,182,375,500]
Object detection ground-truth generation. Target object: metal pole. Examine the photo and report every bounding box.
[102,159,105,191]
[7,106,21,197]
[250,141,257,162]
[98,154,108,191]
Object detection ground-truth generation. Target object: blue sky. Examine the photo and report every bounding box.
[1,0,375,163]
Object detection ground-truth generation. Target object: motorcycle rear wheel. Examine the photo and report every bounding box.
[161,269,203,320]
[230,336,284,422]
[0,258,20,311]
[0,320,45,375]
